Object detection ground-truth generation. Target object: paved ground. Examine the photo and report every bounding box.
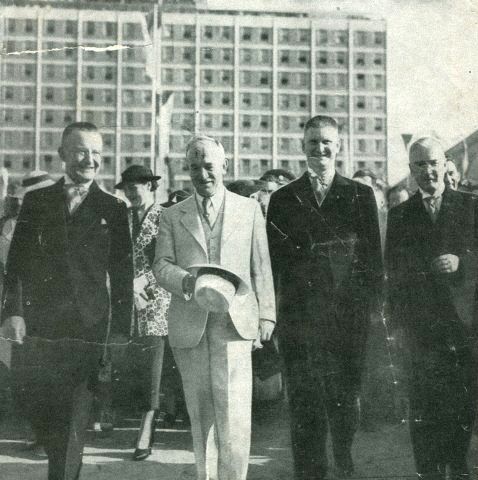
[1,399,477,480]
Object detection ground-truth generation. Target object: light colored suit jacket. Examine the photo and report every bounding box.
[153,190,276,349]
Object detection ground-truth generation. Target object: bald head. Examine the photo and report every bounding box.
[409,137,446,195]
[186,136,228,197]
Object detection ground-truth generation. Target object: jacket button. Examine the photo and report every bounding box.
[26,301,31,305]
[296,245,301,249]
[307,281,313,287]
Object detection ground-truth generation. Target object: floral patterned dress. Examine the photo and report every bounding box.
[131,202,170,337]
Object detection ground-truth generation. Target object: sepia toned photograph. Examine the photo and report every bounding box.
[0,0,477,479]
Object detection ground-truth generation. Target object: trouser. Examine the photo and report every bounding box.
[11,336,101,480]
[408,342,477,480]
[282,342,362,480]
[130,335,165,411]
[173,313,253,480]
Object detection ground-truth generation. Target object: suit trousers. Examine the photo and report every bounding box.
[408,340,477,479]
[11,336,101,480]
[282,341,361,480]
[173,312,253,480]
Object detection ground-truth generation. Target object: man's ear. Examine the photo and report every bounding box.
[301,138,305,154]
[336,138,341,155]
[223,157,229,174]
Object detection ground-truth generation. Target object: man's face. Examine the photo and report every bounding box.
[123,182,152,209]
[409,142,446,195]
[302,125,340,176]
[59,129,103,184]
[444,161,460,190]
[188,141,227,197]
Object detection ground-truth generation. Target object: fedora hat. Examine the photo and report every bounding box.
[115,165,161,190]
[187,264,249,313]
[17,170,55,197]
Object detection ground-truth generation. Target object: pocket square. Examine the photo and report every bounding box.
[100,218,108,226]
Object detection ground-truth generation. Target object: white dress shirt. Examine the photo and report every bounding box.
[308,168,335,206]
[195,186,226,227]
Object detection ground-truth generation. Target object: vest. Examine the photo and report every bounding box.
[199,197,225,263]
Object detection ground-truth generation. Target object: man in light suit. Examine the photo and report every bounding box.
[154,135,275,480]
[386,137,478,480]
[2,122,133,480]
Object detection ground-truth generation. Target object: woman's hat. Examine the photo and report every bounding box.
[115,165,161,190]
[187,264,249,313]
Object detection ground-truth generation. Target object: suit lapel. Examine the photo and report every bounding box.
[221,191,241,248]
[41,179,69,253]
[179,197,207,254]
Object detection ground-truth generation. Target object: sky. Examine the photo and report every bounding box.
[209,0,478,183]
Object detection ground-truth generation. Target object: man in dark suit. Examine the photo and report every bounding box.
[386,137,478,480]
[2,122,133,480]
[267,115,383,479]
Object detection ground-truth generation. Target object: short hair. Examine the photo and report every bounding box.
[304,115,339,134]
[353,168,377,180]
[260,168,296,184]
[185,135,225,160]
[61,122,99,145]
[408,136,445,161]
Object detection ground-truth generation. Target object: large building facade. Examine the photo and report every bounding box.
[1,1,158,192]
[160,6,387,189]
[1,1,387,192]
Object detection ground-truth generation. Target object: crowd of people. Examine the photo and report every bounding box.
[0,115,476,480]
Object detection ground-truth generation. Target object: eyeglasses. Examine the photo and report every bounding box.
[67,148,102,161]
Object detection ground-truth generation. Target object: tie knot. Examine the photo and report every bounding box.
[202,197,211,215]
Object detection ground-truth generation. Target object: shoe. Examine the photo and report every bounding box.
[132,410,157,461]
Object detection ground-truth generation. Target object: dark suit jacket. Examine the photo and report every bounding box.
[267,172,383,357]
[2,179,133,340]
[385,188,478,344]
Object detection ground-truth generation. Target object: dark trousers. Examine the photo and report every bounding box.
[282,342,361,480]
[407,341,477,479]
[12,336,101,480]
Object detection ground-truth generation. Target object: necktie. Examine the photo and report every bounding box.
[65,184,88,214]
[425,196,438,222]
[202,197,212,227]
[132,208,141,240]
[311,176,327,206]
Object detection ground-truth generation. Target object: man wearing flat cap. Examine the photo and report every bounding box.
[154,135,276,480]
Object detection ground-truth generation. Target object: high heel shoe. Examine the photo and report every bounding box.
[133,410,157,461]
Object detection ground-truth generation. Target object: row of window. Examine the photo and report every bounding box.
[7,18,144,40]
[161,24,385,48]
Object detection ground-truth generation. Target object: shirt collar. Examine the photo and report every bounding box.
[64,175,93,191]
[195,186,225,212]
[419,183,445,199]
[308,168,335,188]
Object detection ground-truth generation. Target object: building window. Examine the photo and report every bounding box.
[374,53,384,66]
[202,114,213,129]
[104,90,114,103]
[183,25,194,40]
[336,52,346,66]
[45,87,54,102]
[183,48,193,62]
[105,23,116,38]
[260,28,270,42]
[335,30,347,45]
[260,138,270,151]
[162,25,173,39]
[374,32,384,46]
[336,96,346,110]
[222,93,231,106]
[317,30,328,45]
[260,72,270,86]
[24,65,33,77]
[221,71,231,84]
[241,27,252,41]
[374,75,384,89]
[355,53,366,67]
[356,73,366,89]
[65,21,75,35]
[317,95,328,110]
[356,96,366,109]
[86,22,95,36]
[202,92,213,106]
[162,47,174,62]
[202,70,213,84]
[280,51,290,65]
[280,138,290,152]
[222,27,232,40]
[298,29,310,43]
[25,19,34,33]
[46,20,55,35]
[242,159,251,175]
[259,49,271,64]
[204,26,213,40]
[8,19,16,33]
[298,51,308,65]
[260,116,270,129]
[241,137,251,152]
[317,73,327,88]
[318,51,328,65]
[222,49,232,62]
[162,69,174,84]
[280,73,290,87]
[374,96,385,111]
[221,115,232,129]
[355,31,367,46]
[280,117,290,131]
[86,66,95,80]
[279,94,290,109]
[279,29,290,43]
[241,49,252,64]
[336,73,347,88]
[357,139,367,153]
[375,139,384,153]
[299,95,308,109]
[241,93,252,107]
[375,118,384,131]
[241,71,252,86]
[259,94,270,108]
[183,92,193,106]
[356,118,366,132]
[242,115,251,128]
[105,66,114,81]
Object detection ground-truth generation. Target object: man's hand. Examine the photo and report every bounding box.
[431,254,459,274]
[182,273,196,299]
[259,319,275,342]
[3,316,26,344]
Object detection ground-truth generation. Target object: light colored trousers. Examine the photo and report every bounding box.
[173,313,253,480]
